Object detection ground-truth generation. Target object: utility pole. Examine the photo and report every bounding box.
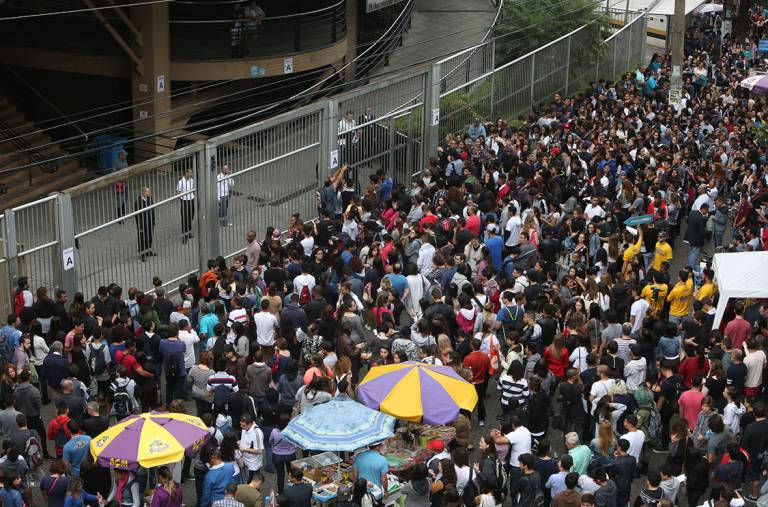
[668,0,684,111]
[723,0,733,43]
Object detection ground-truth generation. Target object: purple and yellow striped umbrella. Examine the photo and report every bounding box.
[356,362,478,425]
[90,412,210,470]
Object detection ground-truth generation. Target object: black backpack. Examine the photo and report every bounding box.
[166,356,181,377]
[88,343,107,376]
[112,381,134,417]
[212,383,231,412]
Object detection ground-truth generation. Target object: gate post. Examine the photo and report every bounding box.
[196,141,219,272]
[2,209,18,302]
[422,64,440,173]
[54,193,77,299]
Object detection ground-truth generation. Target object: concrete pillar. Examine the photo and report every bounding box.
[344,0,358,83]
[131,3,173,161]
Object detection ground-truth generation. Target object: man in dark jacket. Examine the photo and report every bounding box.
[42,342,69,396]
[684,202,709,271]
[135,186,156,261]
[594,468,618,507]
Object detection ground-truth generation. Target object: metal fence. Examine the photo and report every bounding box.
[0,12,647,314]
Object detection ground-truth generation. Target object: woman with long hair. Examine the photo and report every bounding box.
[149,466,182,507]
[332,355,353,397]
[295,375,332,414]
[543,333,569,380]
[678,344,710,388]
[429,459,457,507]
[0,363,17,401]
[590,420,616,467]
[352,478,375,507]
[219,431,244,483]
[64,477,99,507]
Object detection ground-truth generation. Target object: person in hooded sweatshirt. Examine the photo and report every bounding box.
[200,449,235,507]
[722,387,746,436]
[658,464,681,503]
[553,473,581,507]
[401,463,431,507]
[593,468,617,507]
[692,396,718,450]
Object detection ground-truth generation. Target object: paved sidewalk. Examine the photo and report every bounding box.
[372,0,499,76]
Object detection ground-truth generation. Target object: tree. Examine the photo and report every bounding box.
[494,0,611,65]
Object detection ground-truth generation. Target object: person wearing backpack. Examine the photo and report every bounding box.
[13,370,50,460]
[109,365,139,421]
[509,453,545,507]
[12,277,33,317]
[62,420,91,477]
[475,435,506,502]
[47,403,72,458]
[0,315,21,368]
[159,325,187,404]
[84,328,112,401]
[206,358,239,416]
[10,413,44,471]
[656,359,684,452]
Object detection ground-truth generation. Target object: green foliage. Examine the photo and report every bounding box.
[752,123,768,148]
[494,0,612,65]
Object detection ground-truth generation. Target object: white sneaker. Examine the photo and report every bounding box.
[479,420,485,427]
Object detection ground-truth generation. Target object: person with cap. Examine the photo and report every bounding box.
[170,300,193,326]
[425,439,450,474]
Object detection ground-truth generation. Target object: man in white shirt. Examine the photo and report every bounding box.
[629,286,650,334]
[589,366,615,415]
[691,184,710,211]
[620,414,646,462]
[252,300,278,347]
[239,413,264,481]
[177,168,195,243]
[293,266,317,301]
[490,416,532,468]
[504,206,522,248]
[584,196,606,221]
[416,236,436,277]
[217,164,235,227]
[178,319,200,371]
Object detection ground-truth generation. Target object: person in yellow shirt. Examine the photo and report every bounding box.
[641,272,669,315]
[667,269,693,324]
[621,227,643,277]
[695,268,717,301]
[651,231,673,271]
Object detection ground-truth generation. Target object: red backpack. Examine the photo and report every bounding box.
[12,289,25,317]
[299,284,311,306]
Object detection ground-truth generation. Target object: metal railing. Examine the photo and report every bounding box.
[0,118,59,182]
[170,0,349,61]
[0,12,647,315]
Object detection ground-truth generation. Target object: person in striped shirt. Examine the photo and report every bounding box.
[497,360,529,415]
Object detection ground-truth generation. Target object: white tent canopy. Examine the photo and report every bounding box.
[712,251,768,328]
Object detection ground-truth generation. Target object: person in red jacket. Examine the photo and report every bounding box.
[544,333,570,380]
[47,403,72,458]
[462,338,490,427]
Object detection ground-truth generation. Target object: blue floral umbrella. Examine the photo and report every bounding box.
[282,395,395,451]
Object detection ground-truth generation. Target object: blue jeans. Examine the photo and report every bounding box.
[687,246,701,270]
[643,252,655,271]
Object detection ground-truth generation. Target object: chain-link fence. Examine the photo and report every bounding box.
[0,12,647,310]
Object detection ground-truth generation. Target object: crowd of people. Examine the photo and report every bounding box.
[1,5,768,507]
